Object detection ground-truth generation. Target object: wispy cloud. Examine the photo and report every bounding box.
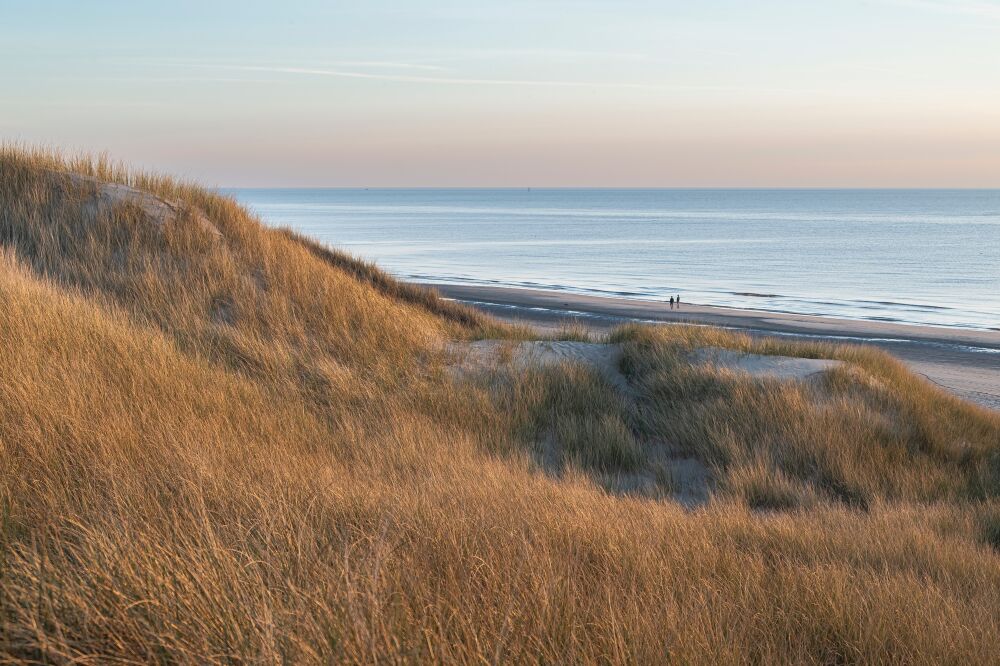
[148,57,447,72]
[326,60,447,71]
[429,48,648,63]
[197,63,759,93]
[158,60,846,97]
[221,64,661,89]
[884,0,1000,20]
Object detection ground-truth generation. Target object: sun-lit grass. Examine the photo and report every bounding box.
[611,323,1000,507]
[1,146,999,663]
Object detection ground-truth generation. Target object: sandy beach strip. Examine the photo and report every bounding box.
[422,283,1000,411]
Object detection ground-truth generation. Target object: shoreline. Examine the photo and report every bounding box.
[421,282,1000,411]
[416,279,999,334]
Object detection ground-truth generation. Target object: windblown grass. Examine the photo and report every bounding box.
[1,146,999,664]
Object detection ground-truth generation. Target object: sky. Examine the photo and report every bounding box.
[1,0,999,187]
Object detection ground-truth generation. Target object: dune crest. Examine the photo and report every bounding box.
[54,170,221,237]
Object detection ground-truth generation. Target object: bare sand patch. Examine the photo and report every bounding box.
[450,340,630,393]
[602,451,714,508]
[690,347,842,381]
[54,171,220,237]
[451,340,841,387]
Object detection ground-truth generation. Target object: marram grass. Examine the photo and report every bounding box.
[1,146,999,664]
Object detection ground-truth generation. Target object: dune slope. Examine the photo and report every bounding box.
[1,148,999,664]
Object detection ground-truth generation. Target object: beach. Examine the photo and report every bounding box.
[426,283,1000,411]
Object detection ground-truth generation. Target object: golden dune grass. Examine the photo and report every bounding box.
[1,146,999,664]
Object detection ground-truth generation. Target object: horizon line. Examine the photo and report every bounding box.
[218,185,1000,191]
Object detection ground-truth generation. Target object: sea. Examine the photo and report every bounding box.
[228,188,1000,331]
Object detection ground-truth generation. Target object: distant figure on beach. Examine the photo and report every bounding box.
[676,294,681,309]
[669,296,675,310]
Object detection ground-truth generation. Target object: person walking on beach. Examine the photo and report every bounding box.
[676,294,681,309]
[669,296,675,310]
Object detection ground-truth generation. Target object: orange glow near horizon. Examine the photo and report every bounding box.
[3,1,999,186]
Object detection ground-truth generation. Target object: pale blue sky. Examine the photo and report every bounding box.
[2,1,998,186]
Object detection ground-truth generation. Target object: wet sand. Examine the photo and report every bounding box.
[424,283,1000,411]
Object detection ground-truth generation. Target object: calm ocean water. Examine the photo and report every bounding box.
[229,189,1000,331]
